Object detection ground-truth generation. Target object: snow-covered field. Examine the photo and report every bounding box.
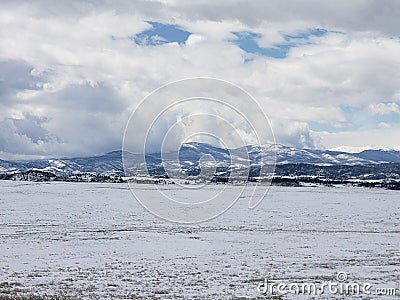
[0,181,399,299]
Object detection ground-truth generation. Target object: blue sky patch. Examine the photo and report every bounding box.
[369,111,400,125]
[342,104,400,129]
[134,21,191,46]
[231,28,328,59]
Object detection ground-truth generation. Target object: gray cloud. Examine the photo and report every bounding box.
[176,0,400,36]
[11,114,50,144]
[0,61,128,157]
[3,0,400,35]
[0,60,43,100]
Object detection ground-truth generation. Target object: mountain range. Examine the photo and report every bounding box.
[1,142,400,176]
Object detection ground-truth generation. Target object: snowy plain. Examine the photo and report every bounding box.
[0,181,399,299]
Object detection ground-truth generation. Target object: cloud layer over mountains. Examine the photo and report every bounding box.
[1,0,400,158]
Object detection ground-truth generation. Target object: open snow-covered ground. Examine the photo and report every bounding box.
[0,181,399,299]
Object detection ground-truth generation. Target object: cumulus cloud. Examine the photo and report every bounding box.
[368,102,400,115]
[1,0,400,158]
[271,121,320,149]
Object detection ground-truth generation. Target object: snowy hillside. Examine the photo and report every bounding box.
[1,142,400,178]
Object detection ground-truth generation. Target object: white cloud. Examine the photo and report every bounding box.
[0,1,400,158]
[319,124,400,150]
[378,122,392,128]
[368,102,400,115]
[271,121,321,149]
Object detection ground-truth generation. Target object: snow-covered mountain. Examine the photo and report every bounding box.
[176,142,400,166]
[1,142,400,176]
[0,151,126,176]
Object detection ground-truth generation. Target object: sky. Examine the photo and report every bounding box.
[0,0,400,159]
